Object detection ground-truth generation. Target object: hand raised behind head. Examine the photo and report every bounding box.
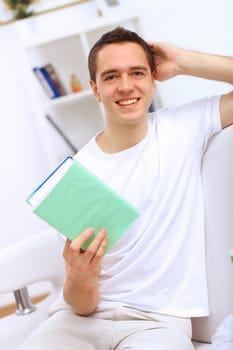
[149,42,183,81]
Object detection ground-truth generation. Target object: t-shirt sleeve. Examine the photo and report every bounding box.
[158,95,222,153]
[201,95,222,151]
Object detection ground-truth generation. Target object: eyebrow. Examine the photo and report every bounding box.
[100,66,149,79]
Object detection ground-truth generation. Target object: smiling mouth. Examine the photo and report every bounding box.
[116,98,139,106]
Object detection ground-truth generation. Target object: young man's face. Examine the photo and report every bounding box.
[90,42,155,127]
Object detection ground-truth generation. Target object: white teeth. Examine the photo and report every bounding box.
[118,98,138,106]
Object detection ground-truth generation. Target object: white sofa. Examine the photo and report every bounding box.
[0,125,233,349]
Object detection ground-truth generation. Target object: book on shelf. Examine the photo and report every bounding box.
[44,63,67,97]
[26,157,140,253]
[33,66,60,99]
[32,63,66,99]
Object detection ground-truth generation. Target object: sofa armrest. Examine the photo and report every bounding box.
[192,125,233,342]
[0,228,65,294]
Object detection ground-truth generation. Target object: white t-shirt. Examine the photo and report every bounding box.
[74,96,221,317]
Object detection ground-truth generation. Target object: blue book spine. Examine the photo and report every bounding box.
[39,66,61,99]
[33,67,61,99]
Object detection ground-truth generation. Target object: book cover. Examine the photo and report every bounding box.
[44,63,67,96]
[33,67,55,99]
[32,66,61,99]
[27,157,139,253]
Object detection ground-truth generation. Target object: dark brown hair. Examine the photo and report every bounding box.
[88,27,155,82]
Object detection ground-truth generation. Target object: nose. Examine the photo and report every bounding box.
[117,74,134,93]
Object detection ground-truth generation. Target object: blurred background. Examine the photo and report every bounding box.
[0,0,232,306]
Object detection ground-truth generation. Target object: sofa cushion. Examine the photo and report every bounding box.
[192,125,233,342]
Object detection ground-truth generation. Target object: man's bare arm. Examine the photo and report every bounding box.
[150,43,233,128]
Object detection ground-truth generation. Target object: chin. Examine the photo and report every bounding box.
[121,110,147,122]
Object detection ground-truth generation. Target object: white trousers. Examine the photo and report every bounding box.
[17,306,194,350]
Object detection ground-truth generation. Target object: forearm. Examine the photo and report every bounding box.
[177,48,233,84]
[63,277,100,316]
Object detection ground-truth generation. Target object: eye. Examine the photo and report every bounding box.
[104,75,117,82]
[132,71,145,78]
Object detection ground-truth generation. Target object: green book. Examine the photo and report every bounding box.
[26,157,139,253]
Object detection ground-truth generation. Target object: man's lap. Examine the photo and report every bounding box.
[17,306,194,350]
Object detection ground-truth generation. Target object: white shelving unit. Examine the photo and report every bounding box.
[23,14,142,165]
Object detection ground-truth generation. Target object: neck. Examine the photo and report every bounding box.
[96,120,148,153]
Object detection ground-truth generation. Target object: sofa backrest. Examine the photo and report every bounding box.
[192,125,233,343]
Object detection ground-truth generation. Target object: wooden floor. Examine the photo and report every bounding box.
[0,294,48,318]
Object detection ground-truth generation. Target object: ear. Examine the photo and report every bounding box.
[89,80,102,102]
[152,77,156,94]
[152,70,157,81]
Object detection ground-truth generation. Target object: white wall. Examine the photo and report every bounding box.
[0,24,51,250]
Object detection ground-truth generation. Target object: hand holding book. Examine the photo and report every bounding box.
[64,227,108,266]
[63,227,107,315]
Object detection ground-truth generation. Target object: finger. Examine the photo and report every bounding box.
[147,42,154,51]
[63,239,72,260]
[70,227,95,252]
[154,56,165,65]
[91,235,108,265]
[147,41,162,53]
[85,228,107,262]
[67,228,95,267]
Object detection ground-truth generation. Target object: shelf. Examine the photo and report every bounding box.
[25,13,140,49]
[45,89,94,107]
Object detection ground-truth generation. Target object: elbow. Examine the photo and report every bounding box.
[74,306,98,317]
[63,286,100,316]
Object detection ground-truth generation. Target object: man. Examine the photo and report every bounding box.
[19,27,233,350]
